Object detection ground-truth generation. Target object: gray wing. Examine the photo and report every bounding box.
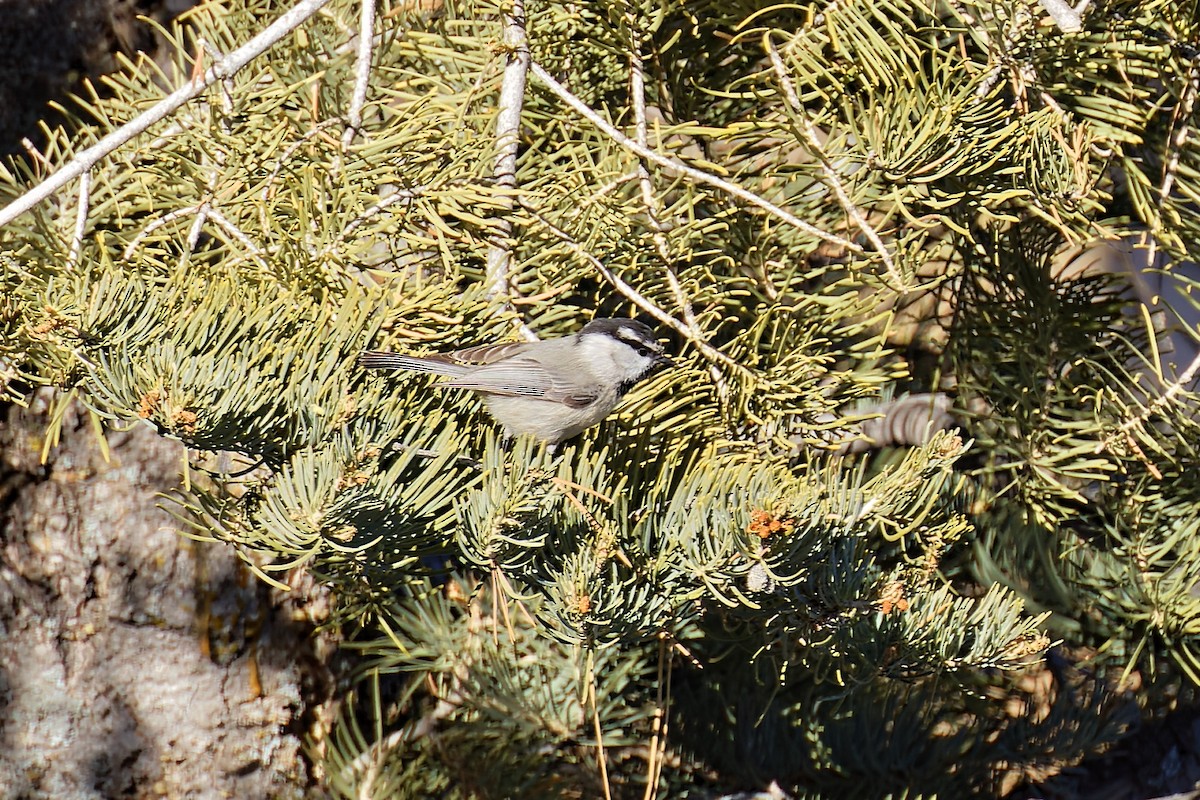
[358,351,470,377]
[358,341,536,377]
[445,341,537,366]
[443,356,599,409]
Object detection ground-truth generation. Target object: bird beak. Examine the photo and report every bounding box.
[655,354,675,369]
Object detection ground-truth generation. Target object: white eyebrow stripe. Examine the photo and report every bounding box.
[614,326,661,350]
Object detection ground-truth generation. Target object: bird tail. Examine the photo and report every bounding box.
[357,351,467,376]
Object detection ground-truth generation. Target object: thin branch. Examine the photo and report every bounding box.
[628,26,730,401]
[65,170,91,270]
[337,186,422,242]
[1119,347,1200,435]
[147,121,188,151]
[765,35,903,289]
[519,198,749,376]
[122,205,202,258]
[186,201,209,253]
[341,0,377,148]
[975,4,1032,99]
[485,0,538,341]
[1038,0,1087,33]
[528,60,861,255]
[591,171,640,202]
[1096,317,1200,480]
[122,99,267,267]
[19,138,52,171]
[0,0,335,229]
[180,50,237,264]
[629,37,688,313]
[588,652,613,800]
[1161,63,1199,201]
[208,209,267,261]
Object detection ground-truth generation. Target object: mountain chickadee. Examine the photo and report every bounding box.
[358,318,673,447]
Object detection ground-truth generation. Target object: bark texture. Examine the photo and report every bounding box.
[0,394,326,799]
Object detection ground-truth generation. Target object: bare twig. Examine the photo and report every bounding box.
[528,60,861,255]
[628,26,730,401]
[180,49,238,263]
[147,121,188,151]
[588,652,613,800]
[0,0,335,229]
[486,0,538,341]
[1038,0,1088,33]
[122,205,201,258]
[628,38,672,263]
[207,209,267,261]
[19,138,51,171]
[186,201,209,253]
[1162,63,1199,201]
[975,4,1032,99]
[519,198,750,376]
[1095,318,1200,481]
[337,186,423,242]
[590,171,640,202]
[1119,347,1200,434]
[765,35,903,289]
[341,0,377,148]
[65,170,91,270]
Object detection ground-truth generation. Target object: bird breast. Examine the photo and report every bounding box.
[482,388,619,444]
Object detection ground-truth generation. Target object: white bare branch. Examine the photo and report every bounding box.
[65,170,91,271]
[342,0,378,148]
[628,27,730,400]
[520,198,749,377]
[529,60,861,255]
[486,0,537,341]
[765,35,903,289]
[0,0,335,229]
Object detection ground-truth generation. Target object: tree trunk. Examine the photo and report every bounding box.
[0,393,329,799]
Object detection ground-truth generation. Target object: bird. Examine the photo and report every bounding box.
[358,318,673,448]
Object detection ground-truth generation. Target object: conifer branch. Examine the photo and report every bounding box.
[975,5,1032,99]
[0,0,335,229]
[208,209,267,262]
[66,170,91,270]
[122,205,200,258]
[518,197,750,376]
[1110,347,1200,446]
[341,0,377,148]
[1038,0,1087,33]
[337,186,422,243]
[528,60,862,255]
[627,25,730,401]
[592,171,640,201]
[765,35,904,289]
[1161,64,1198,202]
[487,0,538,341]
[262,119,343,203]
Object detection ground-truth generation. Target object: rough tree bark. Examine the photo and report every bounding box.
[0,393,330,799]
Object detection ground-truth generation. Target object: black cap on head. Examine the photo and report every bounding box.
[581,317,672,365]
[581,317,656,343]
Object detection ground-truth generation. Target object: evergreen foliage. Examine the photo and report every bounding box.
[1,0,1198,796]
